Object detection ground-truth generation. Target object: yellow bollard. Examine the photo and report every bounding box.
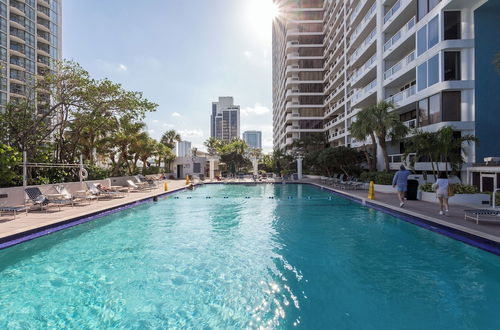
[185,175,189,185]
[368,181,375,200]
[164,182,168,191]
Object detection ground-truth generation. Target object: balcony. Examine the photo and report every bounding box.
[349,29,376,65]
[403,118,417,129]
[351,79,377,106]
[348,3,376,46]
[384,0,411,25]
[349,0,368,25]
[383,51,415,81]
[350,54,376,86]
[383,16,416,54]
[384,85,416,107]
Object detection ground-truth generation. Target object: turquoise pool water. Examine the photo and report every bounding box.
[0,184,499,329]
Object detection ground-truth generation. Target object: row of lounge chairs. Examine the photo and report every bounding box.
[0,176,161,218]
[320,174,366,190]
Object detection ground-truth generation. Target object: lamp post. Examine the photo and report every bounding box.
[296,155,303,180]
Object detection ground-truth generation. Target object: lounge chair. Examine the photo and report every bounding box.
[25,187,73,211]
[127,180,147,192]
[85,182,124,199]
[0,201,29,219]
[135,175,157,189]
[464,209,500,224]
[54,184,97,205]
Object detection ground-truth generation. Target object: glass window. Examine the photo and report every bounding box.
[443,11,461,40]
[417,26,427,56]
[442,91,461,121]
[429,0,441,11]
[429,93,441,124]
[428,16,439,49]
[418,0,428,21]
[428,55,439,87]
[417,62,428,91]
[418,99,429,126]
[444,51,461,81]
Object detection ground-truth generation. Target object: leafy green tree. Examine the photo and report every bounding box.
[317,146,364,177]
[350,109,377,171]
[0,144,22,187]
[160,130,181,149]
[355,101,409,172]
[219,139,250,175]
[204,137,227,156]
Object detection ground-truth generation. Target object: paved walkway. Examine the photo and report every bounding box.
[0,180,188,241]
[303,179,500,244]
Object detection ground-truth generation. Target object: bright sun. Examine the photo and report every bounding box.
[246,0,281,41]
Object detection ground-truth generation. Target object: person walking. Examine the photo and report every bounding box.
[433,172,450,215]
[392,165,411,207]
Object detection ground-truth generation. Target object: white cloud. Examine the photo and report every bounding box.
[162,123,174,128]
[171,112,182,118]
[95,59,129,74]
[178,129,204,138]
[151,119,159,124]
[243,50,253,59]
[118,64,128,72]
[241,103,270,117]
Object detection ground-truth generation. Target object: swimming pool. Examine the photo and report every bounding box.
[0,184,499,328]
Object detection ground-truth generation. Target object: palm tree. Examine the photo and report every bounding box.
[160,129,181,149]
[362,101,409,172]
[403,130,439,179]
[350,109,377,171]
[204,137,225,156]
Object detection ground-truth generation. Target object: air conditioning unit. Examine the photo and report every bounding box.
[484,157,500,164]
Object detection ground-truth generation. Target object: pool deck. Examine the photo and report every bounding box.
[0,180,189,246]
[303,179,500,245]
[1,179,499,252]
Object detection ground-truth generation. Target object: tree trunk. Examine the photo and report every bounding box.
[369,132,378,172]
[378,135,390,172]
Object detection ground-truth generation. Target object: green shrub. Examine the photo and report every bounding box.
[142,166,160,175]
[360,172,394,185]
[420,183,477,194]
[86,165,110,180]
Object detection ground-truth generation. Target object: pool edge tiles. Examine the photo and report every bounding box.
[307,182,500,256]
[0,187,188,250]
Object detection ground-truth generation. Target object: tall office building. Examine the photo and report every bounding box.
[243,130,262,149]
[175,140,192,157]
[272,0,500,168]
[0,0,62,112]
[210,96,240,141]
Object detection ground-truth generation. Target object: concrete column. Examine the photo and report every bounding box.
[297,156,303,180]
[252,157,258,176]
[209,159,215,180]
[375,0,386,171]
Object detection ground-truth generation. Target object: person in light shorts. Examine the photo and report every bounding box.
[392,165,411,208]
[433,172,450,215]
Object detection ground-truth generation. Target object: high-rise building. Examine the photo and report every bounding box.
[175,140,192,157]
[210,96,240,141]
[243,130,262,149]
[272,0,500,169]
[0,0,62,112]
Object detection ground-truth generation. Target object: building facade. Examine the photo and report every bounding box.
[175,140,192,158]
[243,130,262,149]
[0,0,62,112]
[272,0,500,170]
[210,96,241,141]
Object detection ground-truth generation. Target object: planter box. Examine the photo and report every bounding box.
[419,191,490,206]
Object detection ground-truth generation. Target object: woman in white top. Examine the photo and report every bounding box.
[433,172,449,215]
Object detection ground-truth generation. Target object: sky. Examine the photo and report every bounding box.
[62,0,276,152]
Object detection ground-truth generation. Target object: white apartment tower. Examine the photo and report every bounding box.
[210,96,241,142]
[272,0,500,168]
[0,0,62,112]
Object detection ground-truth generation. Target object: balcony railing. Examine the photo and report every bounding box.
[389,153,416,164]
[350,29,376,64]
[350,54,376,84]
[349,3,376,45]
[385,85,416,106]
[350,0,368,25]
[384,51,415,80]
[384,0,411,24]
[383,16,416,52]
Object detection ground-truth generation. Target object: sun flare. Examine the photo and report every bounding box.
[246,0,281,42]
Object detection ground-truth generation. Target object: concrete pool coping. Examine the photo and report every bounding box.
[1,180,499,256]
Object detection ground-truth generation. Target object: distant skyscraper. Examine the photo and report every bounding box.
[0,0,62,112]
[210,97,240,141]
[243,131,262,149]
[175,141,192,157]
